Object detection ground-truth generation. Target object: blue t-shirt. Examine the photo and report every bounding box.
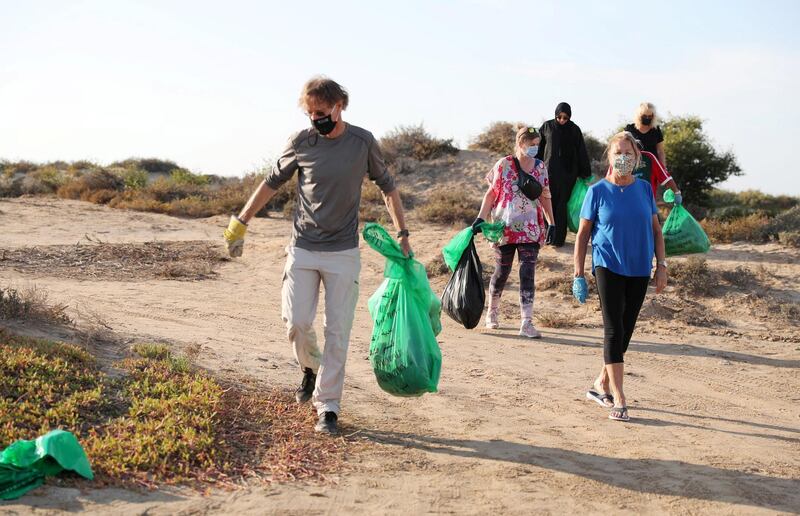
[580,178,658,277]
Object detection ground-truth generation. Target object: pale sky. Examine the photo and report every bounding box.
[2,0,798,195]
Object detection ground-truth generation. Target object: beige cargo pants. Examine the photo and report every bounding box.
[281,246,360,415]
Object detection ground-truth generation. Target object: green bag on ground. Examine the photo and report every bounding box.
[363,223,442,397]
[567,177,593,233]
[442,221,505,271]
[0,429,93,500]
[662,190,711,256]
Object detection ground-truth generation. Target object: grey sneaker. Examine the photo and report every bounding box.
[315,411,338,434]
[519,319,542,339]
[295,367,316,404]
[485,308,499,329]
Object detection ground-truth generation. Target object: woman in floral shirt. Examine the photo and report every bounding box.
[474,126,555,338]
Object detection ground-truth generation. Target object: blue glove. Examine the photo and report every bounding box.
[572,276,588,304]
[673,192,683,205]
[471,217,485,234]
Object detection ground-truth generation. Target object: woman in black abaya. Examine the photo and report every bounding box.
[536,102,592,247]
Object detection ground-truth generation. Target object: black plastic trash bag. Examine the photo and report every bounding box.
[441,230,485,329]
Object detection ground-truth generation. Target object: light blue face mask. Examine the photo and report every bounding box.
[525,145,539,158]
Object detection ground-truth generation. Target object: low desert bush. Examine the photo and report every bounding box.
[701,214,769,244]
[120,168,149,190]
[0,286,71,325]
[537,311,577,328]
[469,121,522,156]
[110,158,180,175]
[708,189,799,220]
[418,190,477,225]
[381,124,459,163]
[669,256,717,296]
[170,168,211,186]
[764,205,800,238]
[425,254,449,277]
[20,166,67,194]
[0,330,352,488]
[57,170,124,202]
[778,231,800,248]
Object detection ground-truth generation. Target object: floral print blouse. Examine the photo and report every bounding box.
[486,156,550,246]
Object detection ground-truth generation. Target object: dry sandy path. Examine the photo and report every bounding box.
[1,198,798,515]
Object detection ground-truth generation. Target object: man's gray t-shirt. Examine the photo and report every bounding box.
[265,124,396,252]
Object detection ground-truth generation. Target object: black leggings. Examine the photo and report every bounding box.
[595,266,649,364]
[488,243,539,319]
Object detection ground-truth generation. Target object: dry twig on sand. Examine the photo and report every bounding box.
[0,240,227,281]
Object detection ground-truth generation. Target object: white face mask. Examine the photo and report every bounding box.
[612,154,635,176]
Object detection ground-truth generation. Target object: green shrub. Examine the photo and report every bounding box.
[380,124,459,163]
[763,206,800,237]
[707,189,799,220]
[0,176,20,197]
[170,168,211,186]
[0,330,352,487]
[121,169,149,190]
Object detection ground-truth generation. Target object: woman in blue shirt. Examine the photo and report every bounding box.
[572,131,668,422]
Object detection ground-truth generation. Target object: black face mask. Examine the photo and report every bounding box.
[312,106,338,135]
[640,115,653,126]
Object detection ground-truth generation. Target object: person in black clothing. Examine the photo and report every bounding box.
[536,102,592,247]
[625,102,667,168]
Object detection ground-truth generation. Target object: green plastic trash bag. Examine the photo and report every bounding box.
[442,223,506,271]
[662,190,711,256]
[478,221,505,244]
[363,223,442,396]
[0,429,93,500]
[442,227,474,272]
[567,177,593,233]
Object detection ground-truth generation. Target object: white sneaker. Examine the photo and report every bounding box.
[485,308,499,329]
[519,319,541,339]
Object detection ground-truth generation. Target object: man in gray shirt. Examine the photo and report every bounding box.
[223,76,411,435]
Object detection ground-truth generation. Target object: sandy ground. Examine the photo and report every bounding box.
[1,196,799,515]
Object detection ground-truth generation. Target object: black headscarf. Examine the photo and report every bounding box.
[537,101,591,180]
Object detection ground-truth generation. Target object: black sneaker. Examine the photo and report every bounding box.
[314,411,338,435]
[294,367,316,404]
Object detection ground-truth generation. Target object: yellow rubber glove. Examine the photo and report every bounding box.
[223,215,247,257]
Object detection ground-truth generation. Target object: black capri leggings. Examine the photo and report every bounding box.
[595,266,649,364]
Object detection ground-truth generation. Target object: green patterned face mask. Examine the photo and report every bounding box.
[612,154,635,176]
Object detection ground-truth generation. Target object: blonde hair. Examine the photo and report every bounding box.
[298,75,349,110]
[515,125,540,147]
[635,102,658,126]
[606,131,642,169]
